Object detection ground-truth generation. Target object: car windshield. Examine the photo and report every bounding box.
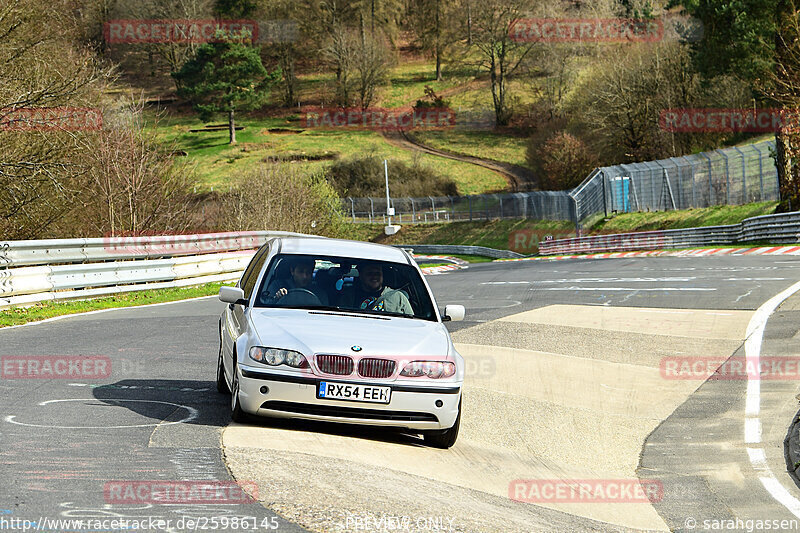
[253,254,437,321]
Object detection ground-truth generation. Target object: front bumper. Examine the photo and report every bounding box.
[237,365,461,430]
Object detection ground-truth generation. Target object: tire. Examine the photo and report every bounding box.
[216,329,230,394]
[230,359,249,423]
[423,399,461,449]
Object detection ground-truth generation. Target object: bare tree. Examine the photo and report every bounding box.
[322,27,358,107]
[219,164,344,236]
[567,43,714,164]
[467,0,536,126]
[353,32,392,109]
[0,0,108,239]
[75,103,199,236]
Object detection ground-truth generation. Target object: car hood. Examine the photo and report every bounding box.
[248,308,451,357]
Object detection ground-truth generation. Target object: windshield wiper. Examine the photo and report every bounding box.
[292,305,342,311]
[358,309,417,319]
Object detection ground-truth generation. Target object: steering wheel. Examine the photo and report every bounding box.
[280,288,322,306]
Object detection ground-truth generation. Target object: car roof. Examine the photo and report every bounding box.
[273,237,412,265]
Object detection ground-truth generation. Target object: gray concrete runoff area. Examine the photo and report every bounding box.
[6,253,800,532]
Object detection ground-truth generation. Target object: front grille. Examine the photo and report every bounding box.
[260,401,439,423]
[358,358,396,378]
[316,354,354,375]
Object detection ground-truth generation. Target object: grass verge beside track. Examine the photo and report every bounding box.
[0,282,231,328]
[344,219,574,250]
[592,202,778,233]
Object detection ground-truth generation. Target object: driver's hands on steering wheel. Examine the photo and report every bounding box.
[274,287,288,299]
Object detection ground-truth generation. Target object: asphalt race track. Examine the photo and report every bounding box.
[3,254,800,532]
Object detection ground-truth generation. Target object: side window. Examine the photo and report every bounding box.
[240,246,270,300]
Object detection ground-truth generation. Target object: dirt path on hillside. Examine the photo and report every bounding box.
[381,129,538,191]
[382,79,538,191]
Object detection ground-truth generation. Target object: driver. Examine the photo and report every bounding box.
[266,256,328,305]
[340,261,413,315]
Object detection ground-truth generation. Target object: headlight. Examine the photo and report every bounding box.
[400,361,456,379]
[249,347,308,368]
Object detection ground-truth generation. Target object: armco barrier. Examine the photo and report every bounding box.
[0,231,311,309]
[0,231,307,268]
[392,244,523,259]
[539,211,800,255]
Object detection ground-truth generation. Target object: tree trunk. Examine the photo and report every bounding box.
[435,0,442,81]
[466,1,472,45]
[228,108,236,144]
[775,0,793,208]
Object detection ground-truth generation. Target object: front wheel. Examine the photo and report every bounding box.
[230,360,248,423]
[423,399,461,449]
[216,330,230,394]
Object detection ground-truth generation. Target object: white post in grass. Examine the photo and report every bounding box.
[384,159,400,235]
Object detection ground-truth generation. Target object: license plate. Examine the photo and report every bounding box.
[317,381,391,404]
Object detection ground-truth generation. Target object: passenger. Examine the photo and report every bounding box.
[340,262,413,315]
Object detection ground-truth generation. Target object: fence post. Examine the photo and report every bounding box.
[733,146,747,203]
[348,197,355,222]
[601,171,608,218]
[450,196,455,221]
[754,143,765,201]
[717,149,730,205]
[499,196,504,218]
[683,156,695,208]
[523,193,529,219]
[469,196,473,221]
[485,196,489,220]
[701,153,713,206]
[369,197,374,222]
[571,194,580,234]
[410,198,416,223]
[668,158,683,208]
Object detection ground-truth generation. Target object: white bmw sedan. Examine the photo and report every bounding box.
[217,237,466,448]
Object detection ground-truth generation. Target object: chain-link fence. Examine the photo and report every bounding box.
[342,139,779,227]
[342,191,574,224]
[573,140,779,226]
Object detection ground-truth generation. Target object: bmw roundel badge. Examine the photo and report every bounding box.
[351,345,362,352]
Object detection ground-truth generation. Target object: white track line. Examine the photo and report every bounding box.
[744,280,800,518]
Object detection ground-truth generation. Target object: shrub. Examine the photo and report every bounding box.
[536,132,598,191]
[218,163,346,237]
[325,155,458,198]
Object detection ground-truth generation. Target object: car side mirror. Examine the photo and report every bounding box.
[443,304,465,322]
[219,286,247,306]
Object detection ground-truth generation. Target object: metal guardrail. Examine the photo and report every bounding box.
[393,244,523,259]
[0,231,309,268]
[539,211,800,255]
[0,252,256,309]
[0,231,311,309]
